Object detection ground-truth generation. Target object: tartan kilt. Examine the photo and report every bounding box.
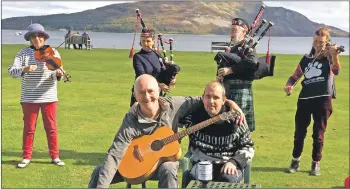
[223,80,255,132]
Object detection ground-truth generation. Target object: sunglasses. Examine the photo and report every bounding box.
[30,33,45,39]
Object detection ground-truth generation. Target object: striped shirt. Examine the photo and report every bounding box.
[8,46,62,103]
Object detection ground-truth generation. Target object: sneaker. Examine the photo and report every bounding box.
[286,159,300,173]
[52,158,65,166]
[310,161,321,176]
[17,159,30,168]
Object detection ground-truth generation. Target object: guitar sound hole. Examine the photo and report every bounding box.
[151,140,164,151]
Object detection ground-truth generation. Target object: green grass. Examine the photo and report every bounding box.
[1,44,349,188]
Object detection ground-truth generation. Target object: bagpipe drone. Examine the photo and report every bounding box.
[215,4,276,80]
[129,9,180,90]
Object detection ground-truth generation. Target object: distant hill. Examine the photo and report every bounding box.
[2,1,349,37]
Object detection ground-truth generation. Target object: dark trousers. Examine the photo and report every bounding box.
[292,96,333,161]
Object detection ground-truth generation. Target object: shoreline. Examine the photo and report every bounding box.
[3,44,349,56]
[2,29,350,38]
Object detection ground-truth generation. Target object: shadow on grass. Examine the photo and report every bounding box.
[298,170,311,173]
[2,149,105,166]
[3,150,191,169]
[252,166,288,172]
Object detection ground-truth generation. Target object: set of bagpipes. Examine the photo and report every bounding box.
[214,4,276,80]
[129,9,180,90]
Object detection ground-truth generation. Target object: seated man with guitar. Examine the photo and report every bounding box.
[179,81,254,185]
[88,74,245,188]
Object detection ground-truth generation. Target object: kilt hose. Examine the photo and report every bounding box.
[223,79,255,132]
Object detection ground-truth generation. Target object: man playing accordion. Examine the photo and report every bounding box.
[216,17,258,132]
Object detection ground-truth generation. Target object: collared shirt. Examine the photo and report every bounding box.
[97,96,201,188]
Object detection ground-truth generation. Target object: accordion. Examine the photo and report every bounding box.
[214,52,276,80]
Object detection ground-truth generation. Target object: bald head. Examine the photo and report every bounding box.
[202,81,227,117]
[134,74,159,93]
[133,74,160,114]
[203,81,226,98]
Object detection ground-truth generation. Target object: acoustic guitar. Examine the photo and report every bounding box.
[118,111,239,184]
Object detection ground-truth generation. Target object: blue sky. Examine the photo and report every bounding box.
[1,1,349,32]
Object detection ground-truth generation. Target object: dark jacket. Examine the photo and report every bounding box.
[223,44,258,81]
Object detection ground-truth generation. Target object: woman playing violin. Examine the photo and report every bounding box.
[284,27,342,176]
[8,23,65,168]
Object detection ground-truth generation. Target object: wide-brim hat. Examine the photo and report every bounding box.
[24,23,50,41]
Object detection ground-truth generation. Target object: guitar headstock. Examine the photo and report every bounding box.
[219,111,240,121]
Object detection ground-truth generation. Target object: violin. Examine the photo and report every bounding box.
[325,43,345,54]
[34,45,71,82]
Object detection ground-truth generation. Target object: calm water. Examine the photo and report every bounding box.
[2,29,349,55]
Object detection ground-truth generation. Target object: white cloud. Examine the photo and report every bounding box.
[1,1,128,18]
[264,1,349,31]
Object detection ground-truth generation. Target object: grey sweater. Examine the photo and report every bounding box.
[97,96,201,188]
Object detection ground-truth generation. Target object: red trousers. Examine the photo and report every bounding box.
[21,102,59,159]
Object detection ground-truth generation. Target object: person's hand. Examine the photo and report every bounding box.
[216,75,223,82]
[218,67,233,76]
[168,78,176,89]
[56,69,64,77]
[284,85,293,95]
[159,83,170,92]
[221,161,238,176]
[236,111,246,126]
[227,100,246,125]
[23,65,37,73]
[170,78,176,86]
[326,44,339,57]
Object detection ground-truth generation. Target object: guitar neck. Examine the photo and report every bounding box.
[162,115,222,145]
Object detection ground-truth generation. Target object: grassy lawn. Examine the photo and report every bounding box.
[1,44,349,188]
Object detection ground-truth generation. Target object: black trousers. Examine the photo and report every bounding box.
[292,96,333,161]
